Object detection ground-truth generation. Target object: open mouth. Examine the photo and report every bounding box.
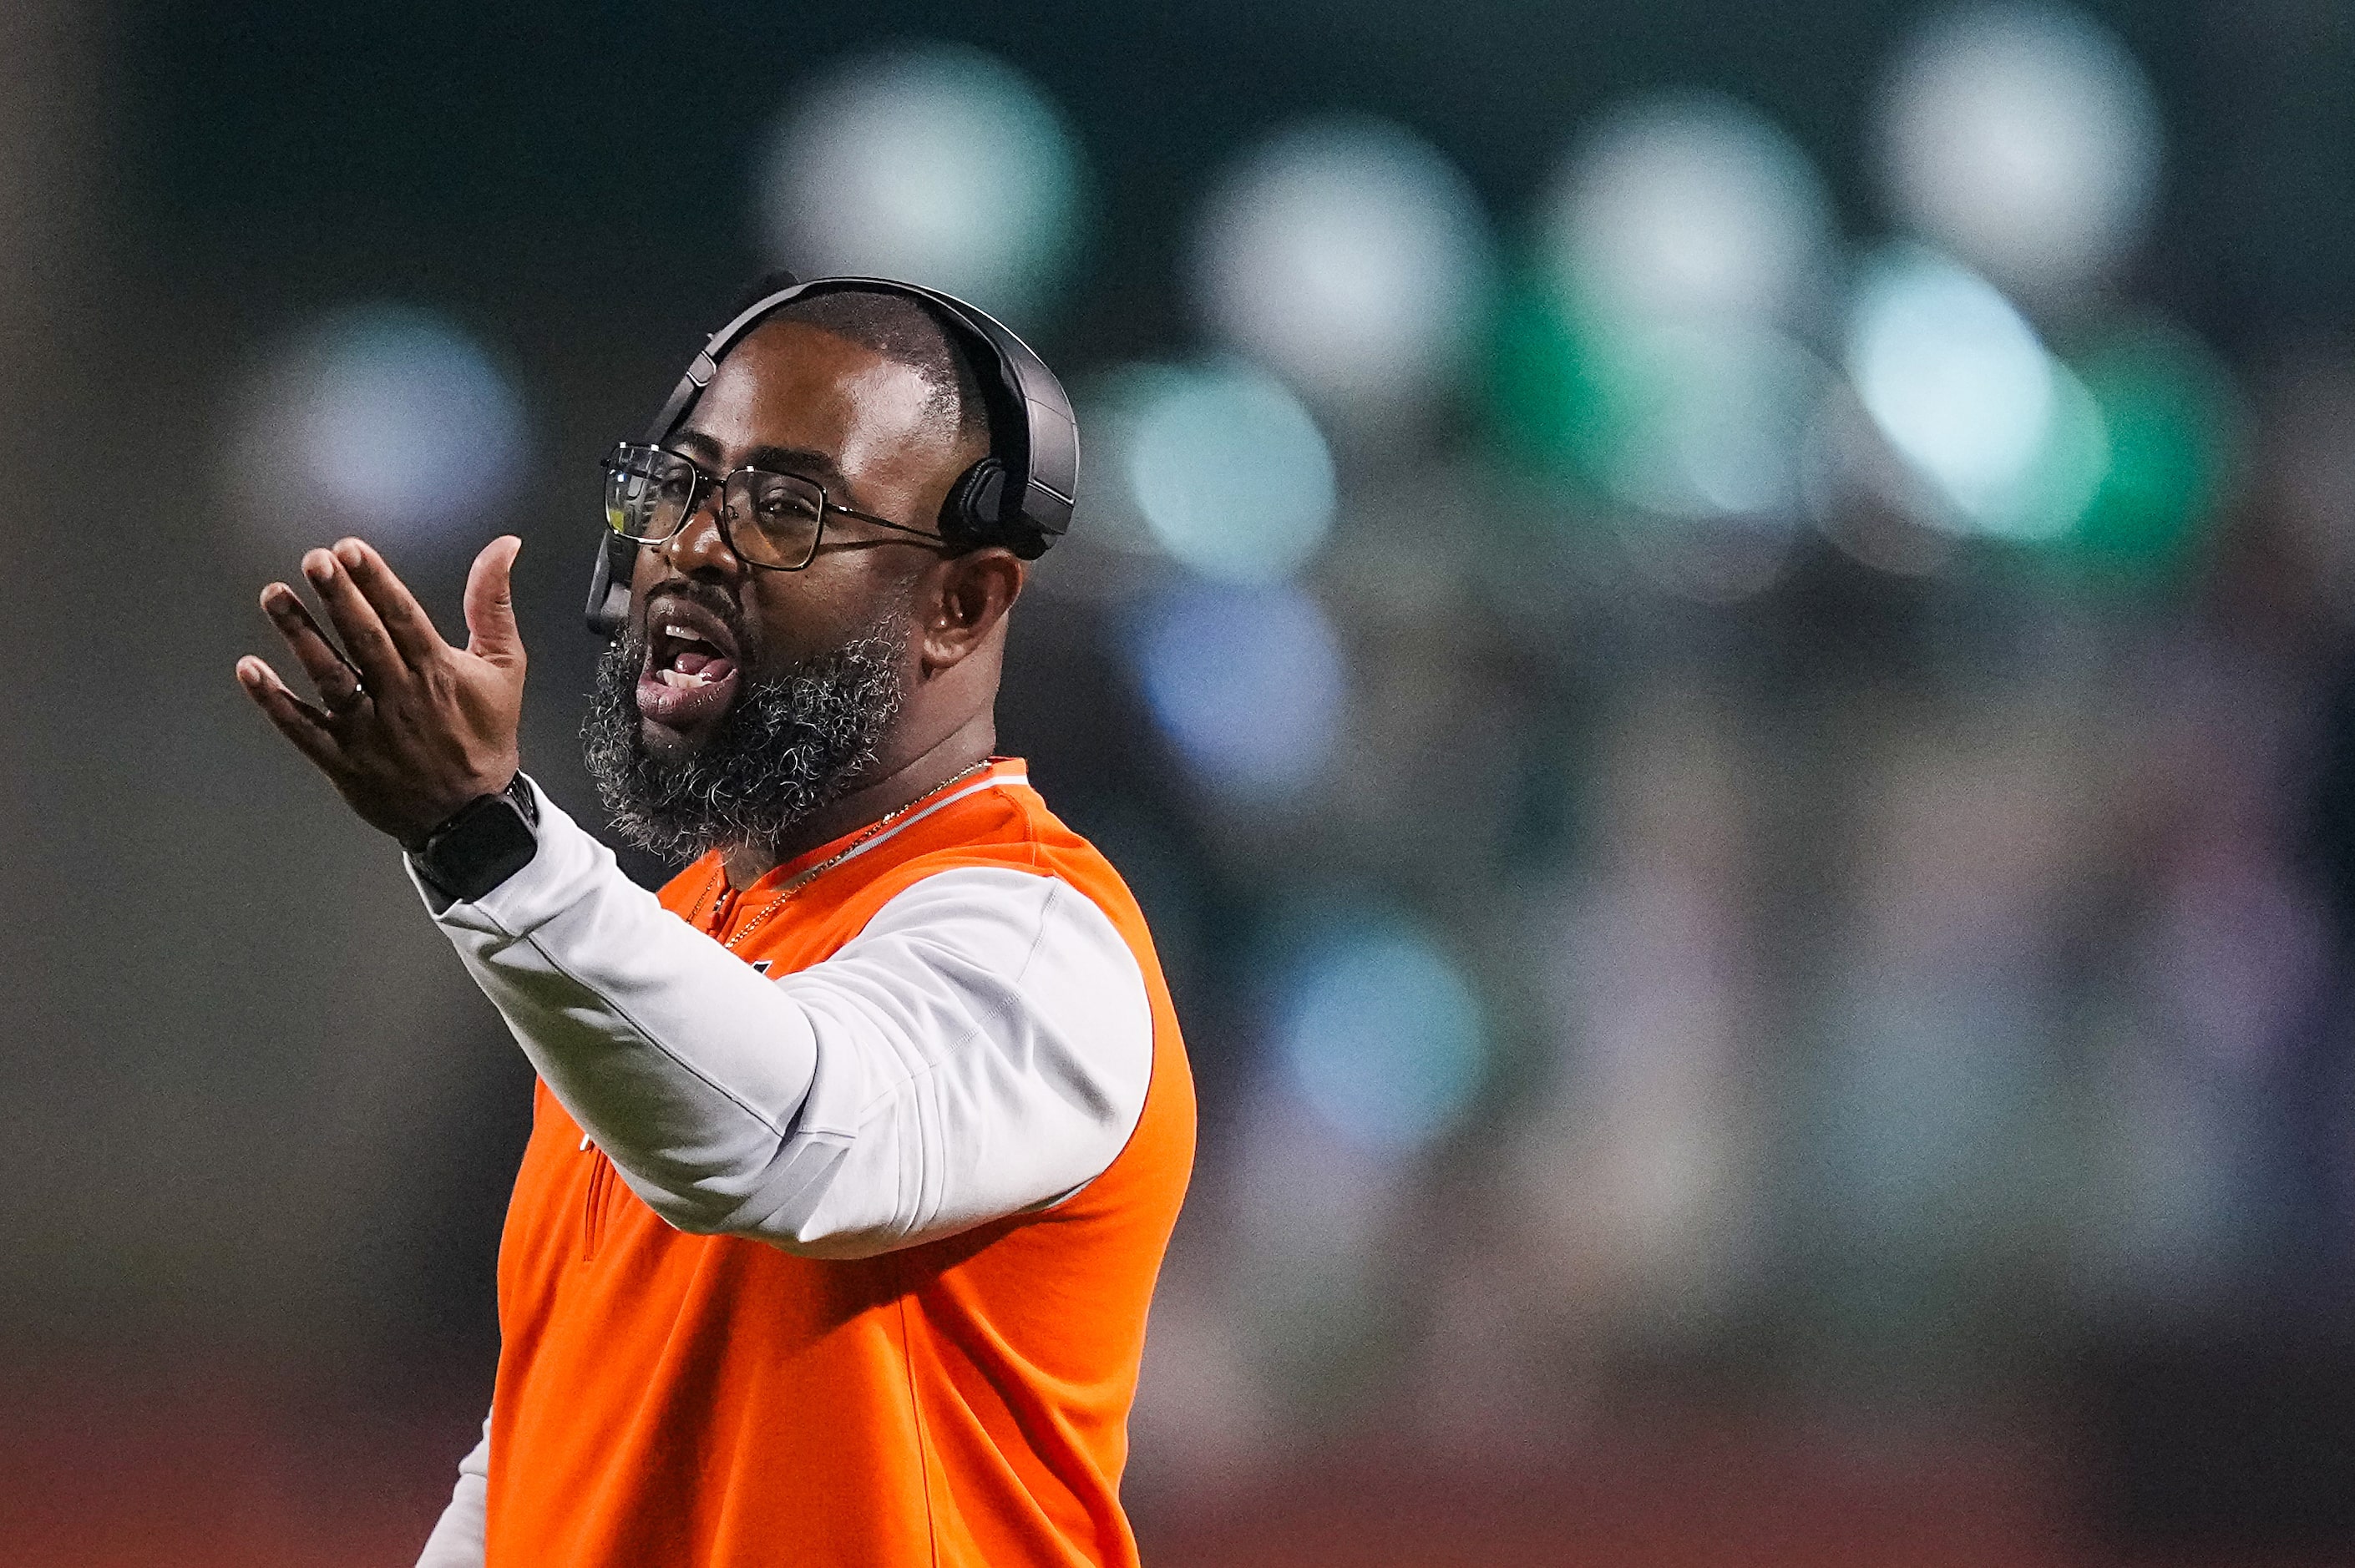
[636,599,743,735]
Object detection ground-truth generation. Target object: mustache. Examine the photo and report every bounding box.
[641,580,747,640]
[580,612,909,861]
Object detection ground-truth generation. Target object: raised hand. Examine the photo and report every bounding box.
[236,534,529,847]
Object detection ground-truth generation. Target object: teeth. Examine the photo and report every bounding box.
[656,668,707,689]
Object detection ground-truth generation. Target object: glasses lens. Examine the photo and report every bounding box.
[604,445,696,541]
[723,470,825,568]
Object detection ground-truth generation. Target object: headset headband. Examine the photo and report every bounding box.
[651,277,1074,529]
[587,276,1078,635]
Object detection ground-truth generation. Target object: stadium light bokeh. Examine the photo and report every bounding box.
[1492,93,1839,599]
[1122,579,1346,803]
[1875,3,2163,300]
[1120,360,1338,584]
[1598,318,1823,524]
[1189,115,1495,427]
[2064,318,2247,582]
[226,302,528,559]
[1274,912,1490,1155]
[752,44,1083,326]
[1537,90,1835,329]
[1845,244,2110,540]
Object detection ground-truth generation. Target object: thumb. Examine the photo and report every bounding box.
[464,534,525,668]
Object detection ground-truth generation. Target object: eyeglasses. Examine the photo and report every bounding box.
[600,442,947,571]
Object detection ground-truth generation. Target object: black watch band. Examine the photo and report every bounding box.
[412,774,541,903]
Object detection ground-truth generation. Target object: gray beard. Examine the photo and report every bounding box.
[581,622,906,861]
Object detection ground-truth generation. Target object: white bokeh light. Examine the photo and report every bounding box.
[230,302,527,556]
[1846,245,2109,538]
[754,45,1082,324]
[1192,115,1495,422]
[1122,362,1337,585]
[1274,914,1488,1154]
[1876,3,2163,296]
[1123,581,1345,802]
[1541,91,1834,326]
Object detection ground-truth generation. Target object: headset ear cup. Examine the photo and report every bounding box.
[941,458,1008,549]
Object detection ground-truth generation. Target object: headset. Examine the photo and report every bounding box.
[586,274,1079,636]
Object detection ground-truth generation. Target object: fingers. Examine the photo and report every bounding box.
[335,538,451,668]
[260,582,365,707]
[235,655,345,771]
[463,535,526,669]
[305,543,409,688]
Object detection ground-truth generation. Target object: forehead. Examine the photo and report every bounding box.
[677,319,959,483]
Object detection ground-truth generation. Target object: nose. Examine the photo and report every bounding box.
[659,479,746,580]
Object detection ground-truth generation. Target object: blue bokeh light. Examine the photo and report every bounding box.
[1274,914,1489,1155]
[234,302,527,555]
[1124,579,1345,802]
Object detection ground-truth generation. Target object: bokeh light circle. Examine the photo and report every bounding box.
[1274,914,1488,1154]
[1123,362,1338,584]
[1124,580,1345,802]
[1487,278,1829,550]
[2064,319,2247,580]
[755,44,1082,323]
[1846,245,2108,539]
[1539,91,1834,326]
[230,302,527,555]
[1192,115,1495,422]
[1876,3,2162,296]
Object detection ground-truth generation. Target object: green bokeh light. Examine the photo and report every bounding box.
[2059,321,2246,583]
[1486,268,1817,526]
[1488,268,1612,496]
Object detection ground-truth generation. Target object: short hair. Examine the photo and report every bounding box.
[733,275,991,455]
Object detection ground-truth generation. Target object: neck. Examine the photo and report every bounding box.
[718,711,996,891]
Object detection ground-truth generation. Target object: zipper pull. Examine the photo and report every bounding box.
[579,1132,592,1151]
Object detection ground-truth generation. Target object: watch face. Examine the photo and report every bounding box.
[426,794,539,903]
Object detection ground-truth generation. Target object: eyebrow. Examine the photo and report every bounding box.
[668,430,854,499]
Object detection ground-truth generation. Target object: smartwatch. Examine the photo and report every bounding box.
[410,774,541,903]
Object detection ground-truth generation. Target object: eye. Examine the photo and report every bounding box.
[749,479,822,523]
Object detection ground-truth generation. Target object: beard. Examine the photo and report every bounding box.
[581,617,908,861]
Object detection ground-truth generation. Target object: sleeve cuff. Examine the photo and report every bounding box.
[404,775,617,942]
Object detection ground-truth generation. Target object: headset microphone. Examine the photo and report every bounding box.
[586,276,1078,637]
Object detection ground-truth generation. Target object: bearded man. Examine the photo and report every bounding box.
[234,278,1195,1568]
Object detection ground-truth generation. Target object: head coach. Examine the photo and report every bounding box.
[233,275,1198,1567]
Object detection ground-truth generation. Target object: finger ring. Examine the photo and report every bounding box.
[327,680,368,714]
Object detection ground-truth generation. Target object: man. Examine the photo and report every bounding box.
[234,281,1196,1566]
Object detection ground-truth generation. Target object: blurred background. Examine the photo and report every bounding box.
[6,0,2355,1563]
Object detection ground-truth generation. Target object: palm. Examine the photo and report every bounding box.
[236,534,530,847]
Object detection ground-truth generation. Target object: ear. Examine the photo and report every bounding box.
[918,548,1026,675]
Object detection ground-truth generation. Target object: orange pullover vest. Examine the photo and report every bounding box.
[483,761,1196,1566]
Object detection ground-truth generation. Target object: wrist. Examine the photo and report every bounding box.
[396,766,525,852]
[408,774,541,903]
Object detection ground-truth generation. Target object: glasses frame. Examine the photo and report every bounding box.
[601,441,950,572]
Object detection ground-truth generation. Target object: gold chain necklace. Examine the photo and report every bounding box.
[710,758,995,953]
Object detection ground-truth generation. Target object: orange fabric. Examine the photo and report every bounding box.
[482,761,1196,1566]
